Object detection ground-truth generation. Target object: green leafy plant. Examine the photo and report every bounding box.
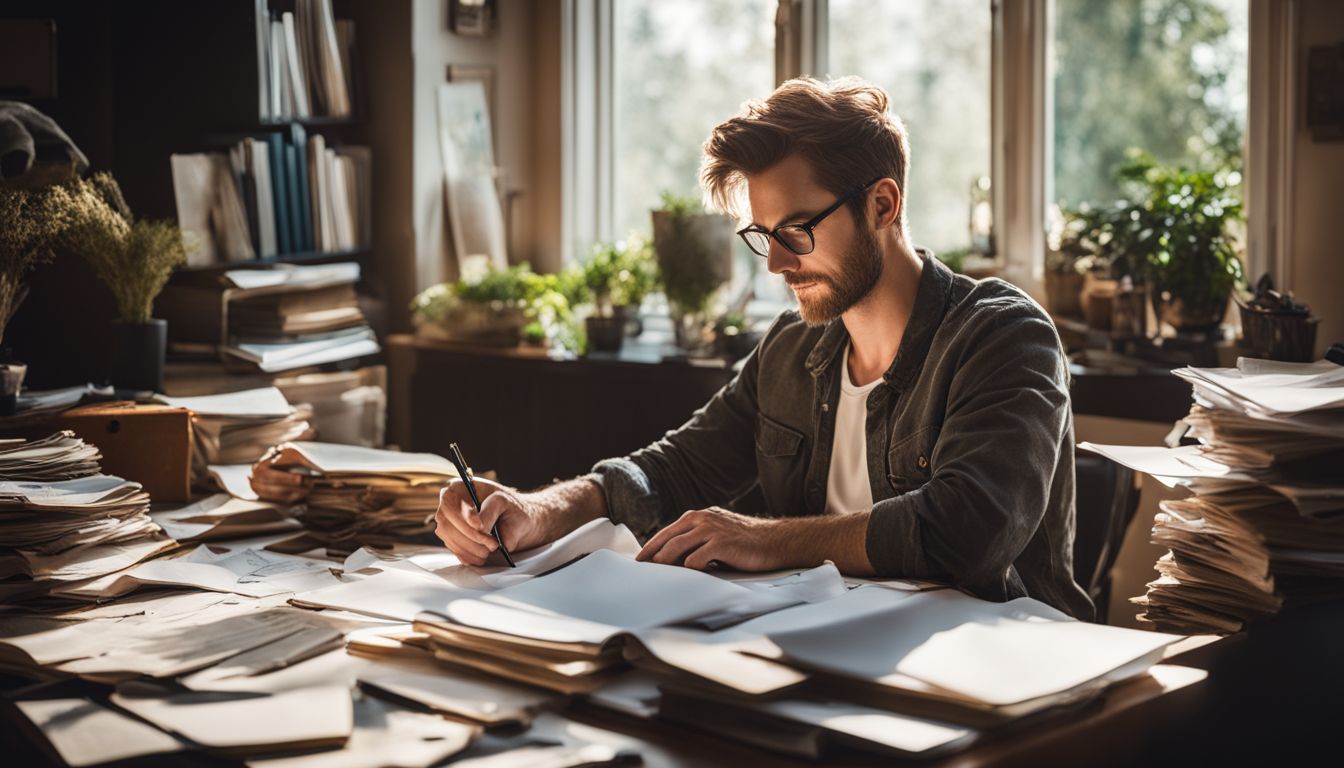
[0,184,69,349]
[580,235,659,317]
[411,263,585,353]
[55,173,191,323]
[1059,153,1243,298]
[653,192,727,317]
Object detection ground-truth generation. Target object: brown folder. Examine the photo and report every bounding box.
[53,402,193,502]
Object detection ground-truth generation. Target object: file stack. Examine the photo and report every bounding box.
[1083,358,1344,634]
[160,387,312,487]
[0,433,174,605]
[270,441,459,556]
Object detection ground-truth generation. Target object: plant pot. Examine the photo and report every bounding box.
[416,303,528,347]
[110,319,167,392]
[1110,282,1148,339]
[1154,289,1228,333]
[1238,302,1319,362]
[1045,270,1085,318]
[652,210,733,344]
[1080,273,1117,331]
[0,361,26,416]
[585,310,626,354]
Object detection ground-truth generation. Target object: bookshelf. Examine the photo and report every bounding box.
[3,0,392,390]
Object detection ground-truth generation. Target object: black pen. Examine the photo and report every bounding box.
[448,442,515,567]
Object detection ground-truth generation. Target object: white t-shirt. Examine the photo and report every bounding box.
[824,343,883,516]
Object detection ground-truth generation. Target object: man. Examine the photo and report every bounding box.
[254,77,1093,620]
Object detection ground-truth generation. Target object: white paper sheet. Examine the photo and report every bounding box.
[293,566,484,622]
[210,464,262,501]
[159,387,292,417]
[284,441,457,477]
[14,697,188,766]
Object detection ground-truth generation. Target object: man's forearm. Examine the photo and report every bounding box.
[525,477,609,541]
[772,512,876,576]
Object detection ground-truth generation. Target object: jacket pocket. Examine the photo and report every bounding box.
[887,424,939,492]
[756,413,804,457]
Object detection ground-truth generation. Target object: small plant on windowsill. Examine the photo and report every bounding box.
[651,191,733,354]
[411,263,585,354]
[578,234,659,353]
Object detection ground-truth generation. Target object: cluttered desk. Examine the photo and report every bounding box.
[0,356,1341,767]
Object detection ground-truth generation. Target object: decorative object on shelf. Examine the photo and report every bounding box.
[439,81,507,276]
[651,192,733,354]
[56,173,191,392]
[411,264,583,353]
[0,180,69,413]
[1237,273,1320,363]
[579,236,658,354]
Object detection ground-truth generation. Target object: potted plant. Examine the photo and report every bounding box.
[1115,156,1244,332]
[412,263,583,353]
[1059,201,1150,338]
[1045,212,1090,319]
[579,235,658,353]
[0,182,66,413]
[651,192,733,353]
[56,173,190,392]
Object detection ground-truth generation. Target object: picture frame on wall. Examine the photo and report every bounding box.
[449,0,496,37]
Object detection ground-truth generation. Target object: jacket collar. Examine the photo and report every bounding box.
[805,248,954,390]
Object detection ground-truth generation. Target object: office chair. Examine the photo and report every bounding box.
[1073,451,1142,624]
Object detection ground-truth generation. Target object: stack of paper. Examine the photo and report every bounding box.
[150,494,299,543]
[416,550,837,695]
[158,263,381,370]
[0,461,174,605]
[0,431,102,481]
[159,387,313,489]
[1082,357,1344,634]
[271,441,459,555]
[275,366,387,448]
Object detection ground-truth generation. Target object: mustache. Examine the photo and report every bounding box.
[784,273,832,287]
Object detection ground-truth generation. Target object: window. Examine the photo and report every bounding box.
[1051,0,1249,210]
[829,0,993,257]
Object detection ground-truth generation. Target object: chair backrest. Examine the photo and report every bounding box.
[1073,451,1141,623]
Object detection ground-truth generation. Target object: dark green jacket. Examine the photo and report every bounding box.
[593,252,1095,621]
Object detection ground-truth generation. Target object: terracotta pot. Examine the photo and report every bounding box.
[1046,269,1085,318]
[1080,273,1117,331]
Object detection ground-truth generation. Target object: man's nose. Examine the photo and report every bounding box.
[766,240,801,275]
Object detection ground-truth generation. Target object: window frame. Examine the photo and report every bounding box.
[563,0,1272,304]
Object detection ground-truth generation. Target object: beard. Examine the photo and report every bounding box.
[786,225,884,327]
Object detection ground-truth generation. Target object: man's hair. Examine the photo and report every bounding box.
[701,76,910,232]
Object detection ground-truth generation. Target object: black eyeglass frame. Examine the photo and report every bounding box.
[736,177,883,258]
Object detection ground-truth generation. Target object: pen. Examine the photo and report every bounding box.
[448,442,515,568]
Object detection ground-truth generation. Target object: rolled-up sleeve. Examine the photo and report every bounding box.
[590,314,795,538]
[865,311,1071,597]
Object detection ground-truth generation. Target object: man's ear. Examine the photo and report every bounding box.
[870,178,902,230]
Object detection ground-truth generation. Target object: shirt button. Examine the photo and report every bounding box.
[821,403,829,412]
[917,455,929,469]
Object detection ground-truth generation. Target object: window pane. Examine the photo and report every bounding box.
[1052,0,1249,209]
[828,0,993,257]
[613,0,775,239]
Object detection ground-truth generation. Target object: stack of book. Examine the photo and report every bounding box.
[170,126,370,265]
[0,433,175,605]
[268,441,460,556]
[255,0,355,122]
[1083,358,1344,634]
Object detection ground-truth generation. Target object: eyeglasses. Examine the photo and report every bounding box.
[736,177,882,259]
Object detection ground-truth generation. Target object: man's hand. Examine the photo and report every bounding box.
[434,478,549,566]
[249,451,310,504]
[636,507,795,572]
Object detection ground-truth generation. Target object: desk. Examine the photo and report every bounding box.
[5,600,1341,766]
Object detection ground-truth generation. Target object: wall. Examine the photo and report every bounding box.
[1290,0,1344,356]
